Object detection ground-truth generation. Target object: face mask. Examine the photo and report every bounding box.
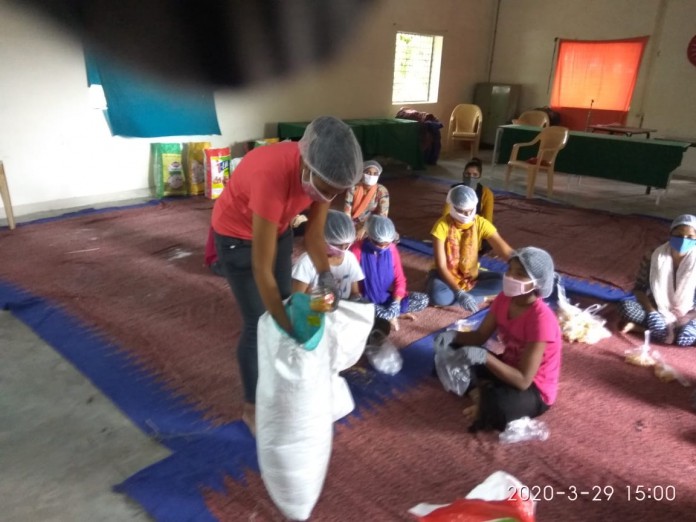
[502,274,536,297]
[363,174,379,186]
[326,243,347,257]
[302,169,334,203]
[669,236,696,255]
[449,207,475,224]
[365,240,389,253]
[462,177,478,189]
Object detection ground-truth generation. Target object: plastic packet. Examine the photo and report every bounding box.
[625,330,656,367]
[652,351,690,386]
[499,416,549,444]
[433,340,473,396]
[447,318,480,333]
[364,330,403,375]
[556,284,611,344]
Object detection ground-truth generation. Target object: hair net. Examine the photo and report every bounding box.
[511,247,555,298]
[298,116,363,189]
[324,210,356,245]
[670,214,696,231]
[366,215,397,243]
[447,185,478,210]
[363,160,383,175]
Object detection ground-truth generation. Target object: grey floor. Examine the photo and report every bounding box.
[2,147,696,522]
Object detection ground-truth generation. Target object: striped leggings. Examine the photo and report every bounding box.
[619,299,696,347]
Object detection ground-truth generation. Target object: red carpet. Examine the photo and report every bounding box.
[1,179,694,521]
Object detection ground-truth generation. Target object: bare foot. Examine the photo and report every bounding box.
[463,388,480,425]
[462,404,479,423]
[401,313,416,322]
[242,402,256,437]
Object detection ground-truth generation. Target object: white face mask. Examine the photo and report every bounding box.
[363,173,379,186]
[449,207,475,224]
[502,274,536,297]
[302,169,335,203]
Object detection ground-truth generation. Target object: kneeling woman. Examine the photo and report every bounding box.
[350,215,429,322]
[435,247,562,431]
[428,185,513,312]
[619,214,696,346]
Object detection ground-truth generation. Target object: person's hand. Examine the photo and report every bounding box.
[316,271,340,311]
[455,290,479,312]
[460,346,488,365]
[356,227,367,240]
[434,330,458,352]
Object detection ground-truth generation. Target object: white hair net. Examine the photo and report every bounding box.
[324,210,356,245]
[670,214,696,231]
[298,116,363,189]
[366,215,397,243]
[363,160,383,175]
[511,247,556,299]
[447,185,478,210]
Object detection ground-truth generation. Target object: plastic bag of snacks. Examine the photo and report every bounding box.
[556,284,611,344]
[182,142,210,195]
[204,147,231,199]
[152,143,186,198]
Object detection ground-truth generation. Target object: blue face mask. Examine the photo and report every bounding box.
[669,236,696,255]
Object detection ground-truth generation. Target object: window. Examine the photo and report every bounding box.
[392,31,443,104]
[550,38,648,111]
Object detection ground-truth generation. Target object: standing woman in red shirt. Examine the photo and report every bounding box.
[212,116,363,434]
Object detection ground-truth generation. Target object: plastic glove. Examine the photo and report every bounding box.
[460,346,488,365]
[434,330,458,352]
[455,290,479,312]
[317,270,340,311]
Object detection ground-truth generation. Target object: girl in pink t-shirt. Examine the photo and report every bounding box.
[435,246,562,431]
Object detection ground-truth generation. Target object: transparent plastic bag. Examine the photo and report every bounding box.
[556,284,611,344]
[652,351,690,386]
[433,340,473,396]
[624,330,656,367]
[499,416,549,444]
[365,330,403,375]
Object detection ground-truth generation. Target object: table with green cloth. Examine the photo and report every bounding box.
[277,118,425,170]
[493,124,690,189]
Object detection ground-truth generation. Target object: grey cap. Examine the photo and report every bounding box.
[298,116,363,189]
[325,209,356,245]
[366,215,397,243]
[447,185,478,210]
[511,246,555,298]
[670,214,696,231]
[363,160,383,175]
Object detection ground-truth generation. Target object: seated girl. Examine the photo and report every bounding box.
[344,160,390,240]
[350,215,429,325]
[434,247,562,431]
[428,185,513,312]
[292,210,364,300]
[444,157,495,224]
[619,214,696,346]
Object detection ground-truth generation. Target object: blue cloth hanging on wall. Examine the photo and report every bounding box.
[85,52,221,138]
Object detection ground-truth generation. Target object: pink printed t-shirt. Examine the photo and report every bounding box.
[488,293,562,405]
[212,141,312,239]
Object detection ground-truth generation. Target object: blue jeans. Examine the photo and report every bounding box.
[427,270,503,306]
[215,228,293,403]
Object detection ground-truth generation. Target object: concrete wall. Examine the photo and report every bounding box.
[0,0,496,220]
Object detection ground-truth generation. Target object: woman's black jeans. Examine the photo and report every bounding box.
[214,227,293,403]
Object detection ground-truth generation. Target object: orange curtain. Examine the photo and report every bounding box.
[550,37,648,111]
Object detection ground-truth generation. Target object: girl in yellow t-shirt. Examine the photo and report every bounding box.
[427,185,513,311]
